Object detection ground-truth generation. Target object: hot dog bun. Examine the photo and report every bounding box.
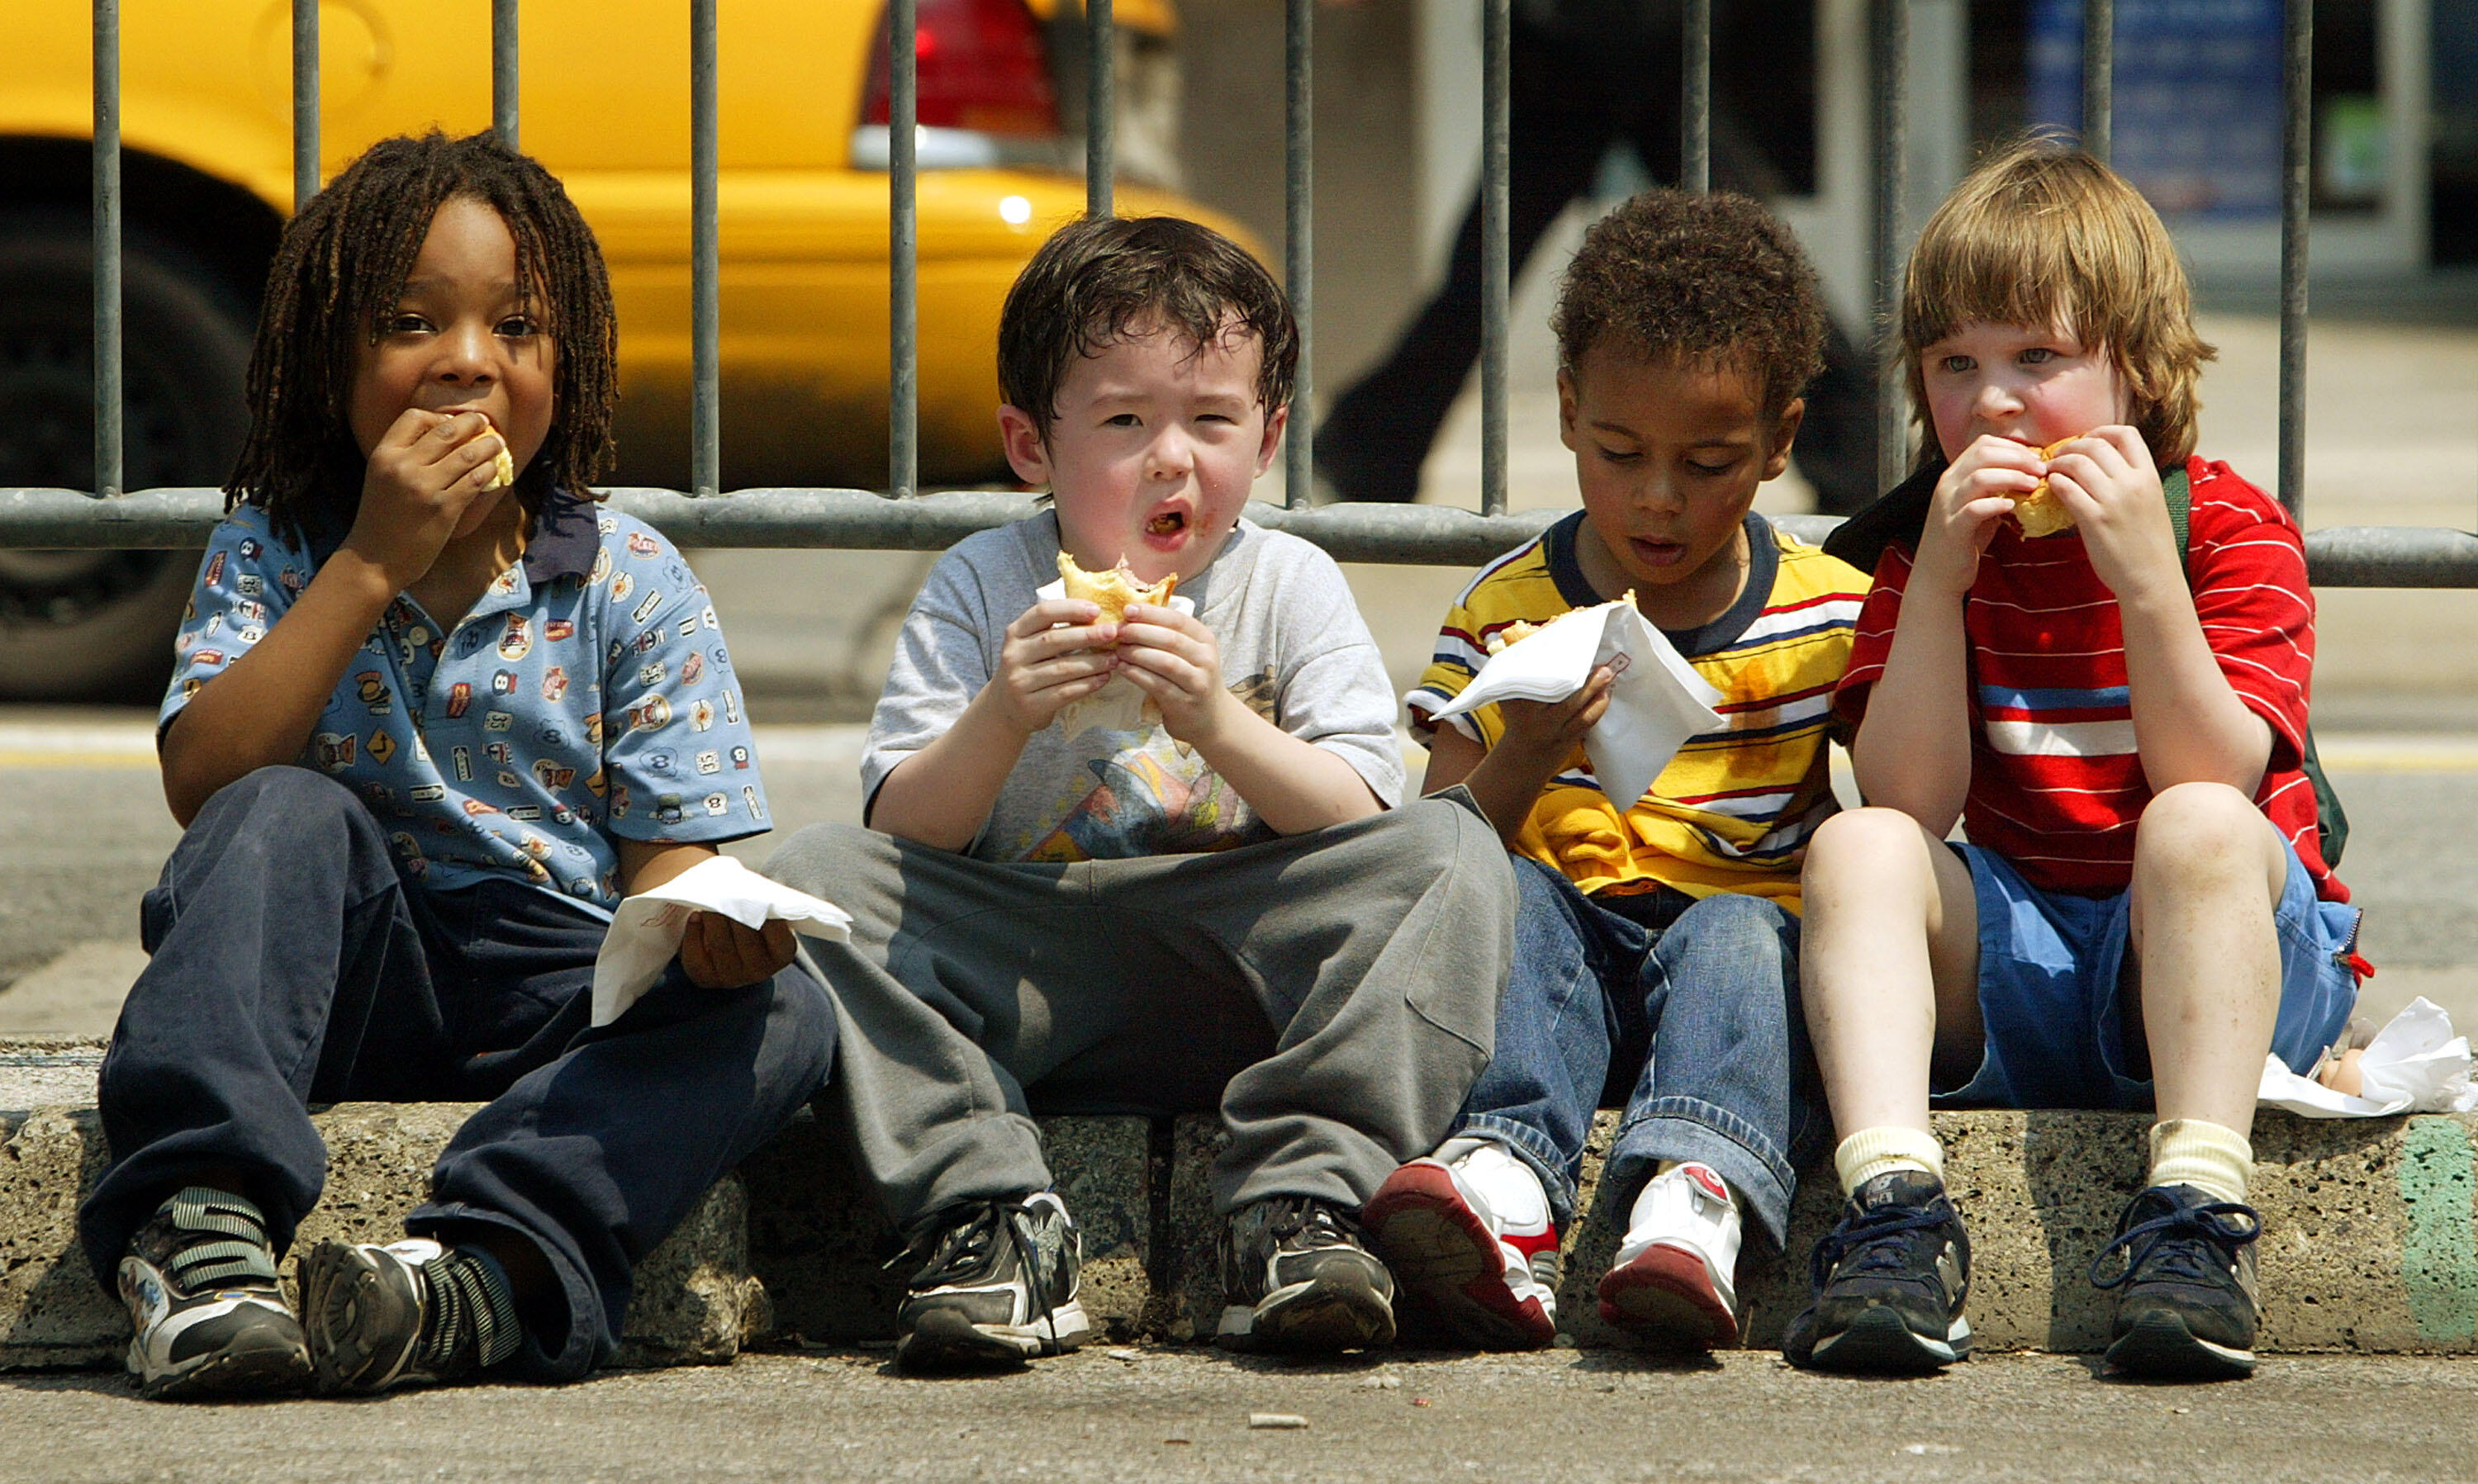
[1056,552,1176,634]
[468,416,515,491]
[2011,437,2080,538]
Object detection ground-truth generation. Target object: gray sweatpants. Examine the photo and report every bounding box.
[763,792,1515,1234]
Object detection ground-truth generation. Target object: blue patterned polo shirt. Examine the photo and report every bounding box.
[159,492,769,915]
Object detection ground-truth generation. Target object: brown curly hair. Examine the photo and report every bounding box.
[226,130,618,543]
[1552,188,1827,424]
[1901,133,2215,468]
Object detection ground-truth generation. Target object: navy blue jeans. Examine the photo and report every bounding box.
[78,767,837,1382]
[1455,856,1814,1246]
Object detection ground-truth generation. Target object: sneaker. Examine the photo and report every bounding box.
[117,1186,311,1401]
[893,1192,1092,1373]
[1782,1169,1972,1373]
[1216,1196,1397,1353]
[1597,1162,1741,1350]
[2090,1183,2262,1381]
[298,1237,522,1394]
[1364,1139,1560,1349]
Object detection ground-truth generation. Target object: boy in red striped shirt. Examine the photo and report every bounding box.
[1784,136,2363,1382]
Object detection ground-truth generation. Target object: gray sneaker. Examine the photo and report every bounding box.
[118,1187,311,1401]
[1216,1196,1397,1354]
[895,1192,1092,1373]
[299,1237,522,1394]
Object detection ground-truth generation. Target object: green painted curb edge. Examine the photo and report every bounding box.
[2397,1117,2478,1344]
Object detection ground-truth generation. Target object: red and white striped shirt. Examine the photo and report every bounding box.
[1835,457,2343,903]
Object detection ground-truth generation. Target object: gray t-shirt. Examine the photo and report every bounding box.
[862,511,1403,862]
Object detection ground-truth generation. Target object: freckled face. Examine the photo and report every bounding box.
[1918,319,2129,463]
[999,319,1286,586]
[349,195,558,533]
[1560,345,1799,627]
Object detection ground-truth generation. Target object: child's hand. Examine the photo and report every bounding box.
[1113,602,1237,746]
[986,596,1121,736]
[680,912,795,989]
[1915,435,2043,594]
[1493,665,1616,769]
[345,408,513,585]
[2038,426,2181,600]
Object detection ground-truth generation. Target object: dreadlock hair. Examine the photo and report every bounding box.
[998,215,1298,441]
[227,130,618,544]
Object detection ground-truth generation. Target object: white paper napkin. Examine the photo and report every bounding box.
[591,855,852,1027]
[2256,997,2478,1117]
[1427,596,1725,810]
[1035,576,1196,739]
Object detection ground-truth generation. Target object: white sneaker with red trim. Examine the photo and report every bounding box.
[1597,1161,1742,1350]
[1364,1137,1561,1349]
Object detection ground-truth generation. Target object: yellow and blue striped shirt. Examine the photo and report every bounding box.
[1408,511,1868,912]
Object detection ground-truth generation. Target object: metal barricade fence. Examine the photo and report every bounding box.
[8,0,2478,586]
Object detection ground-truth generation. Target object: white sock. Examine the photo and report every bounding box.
[1834,1126,1946,1197]
[2147,1119,2253,1206]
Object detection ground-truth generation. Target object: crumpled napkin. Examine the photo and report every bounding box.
[2257,997,2478,1117]
[1035,575,1196,739]
[1427,595,1724,810]
[591,855,852,1027]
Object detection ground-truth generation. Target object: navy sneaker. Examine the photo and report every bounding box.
[2091,1183,2262,1380]
[299,1237,523,1394]
[894,1192,1091,1373]
[1216,1196,1397,1354]
[1783,1170,1972,1373]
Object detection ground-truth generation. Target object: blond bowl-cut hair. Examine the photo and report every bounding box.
[1901,133,2215,471]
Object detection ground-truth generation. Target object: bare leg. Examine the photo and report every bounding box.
[1799,808,1986,1138]
[2121,782,2290,1134]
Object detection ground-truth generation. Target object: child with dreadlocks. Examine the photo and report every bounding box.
[78,130,835,1401]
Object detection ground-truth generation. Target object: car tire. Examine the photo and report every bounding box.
[0,209,254,701]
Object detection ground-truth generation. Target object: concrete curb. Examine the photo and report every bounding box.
[8,1053,2477,1369]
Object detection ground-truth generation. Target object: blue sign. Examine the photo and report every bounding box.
[2029,0,2283,220]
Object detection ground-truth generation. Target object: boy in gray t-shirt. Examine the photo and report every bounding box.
[767,216,1515,1371]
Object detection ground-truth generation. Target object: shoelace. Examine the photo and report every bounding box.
[2088,1198,2261,1291]
[895,1198,1064,1338]
[1264,1195,1365,1250]
[1808,1200,1954,1291]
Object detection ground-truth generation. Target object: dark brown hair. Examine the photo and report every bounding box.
[998,215,1298,439]
[226,130,618,542]
[1901,132,2215,467]
[1553,188,1828,424]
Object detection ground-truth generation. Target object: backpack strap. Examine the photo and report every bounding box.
[2162,462,2192,564]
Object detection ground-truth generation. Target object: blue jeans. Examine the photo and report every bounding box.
[79,767,838,1382]
[1455,857,1812,1245]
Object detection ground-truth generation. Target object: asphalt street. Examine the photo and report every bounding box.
[5,1348,2478,1484]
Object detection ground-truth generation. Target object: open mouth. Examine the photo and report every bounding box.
[1145,510,1188,538]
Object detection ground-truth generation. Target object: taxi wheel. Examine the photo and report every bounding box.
[0,209,252,701]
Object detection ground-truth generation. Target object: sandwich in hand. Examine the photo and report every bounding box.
[1056,552,1176,638]
[2010,437,2080,538]
[468,415,516,492]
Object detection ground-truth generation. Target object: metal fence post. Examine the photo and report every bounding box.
[1284,0,1313,507]
[292,0,319,209]
[2279,0,2310,524]
[493,0,520,151]
[1873,0,1909,493]
[1480,0,1510,516]
[92,0,121,500]
[691,0,720,500]
[1683,0,1711,193]
[1088,0,1114,217]
[2082,0,2110,164]
[890,0,919,499]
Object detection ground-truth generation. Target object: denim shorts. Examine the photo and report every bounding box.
[1931,835,2362,1111]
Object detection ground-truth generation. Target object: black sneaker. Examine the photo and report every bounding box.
[1783,1170,1972,1373]
[2091,1183,2262,1381]
[117,1186,312,1400]
[299,1237,522,1394]
[1216,1196,1397,1354]
[894,1192,1092,1373]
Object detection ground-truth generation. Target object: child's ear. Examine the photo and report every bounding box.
[1555,367,1581,452]
[996,405,1052,488]
[1254,401,1289,478]
[1763,397,1806,480]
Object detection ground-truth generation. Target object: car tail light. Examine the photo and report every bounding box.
[862,0,1061,137]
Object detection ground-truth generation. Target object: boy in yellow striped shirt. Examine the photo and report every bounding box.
[1365,189,1869,1350]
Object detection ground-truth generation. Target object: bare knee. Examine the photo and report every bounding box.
[1805,806,1939,896]
[2133,782,2281,891]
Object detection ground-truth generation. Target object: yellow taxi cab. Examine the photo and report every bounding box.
[1,0,1222,698]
